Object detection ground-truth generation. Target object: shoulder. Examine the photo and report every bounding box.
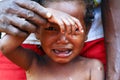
[90,59,103,68]
[76,57,102,64]
[88,59,105,80]
[89,59,104,76]
[74,57,98,68]
[84,58,104,80]
[76,57,103,70]
[85,58,104,71]
[75,57,104,79]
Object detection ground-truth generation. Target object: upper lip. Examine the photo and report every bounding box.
[53,48,72,51]
[52,46,72,50]
[52,44,73,49]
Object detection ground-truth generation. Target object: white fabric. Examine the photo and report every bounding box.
[1,33,40,44]
[86,7,104,42]
[23,33,40,44]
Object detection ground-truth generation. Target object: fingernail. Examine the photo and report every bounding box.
[46,12,52,18]
[81,29,84,33]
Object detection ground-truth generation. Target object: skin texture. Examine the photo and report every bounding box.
[0,0,81,37]
[35,1,86,63]
[0,0,48,37]
[0,1,104,80]
[102,0,120,80]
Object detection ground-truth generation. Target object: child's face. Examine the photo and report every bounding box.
[37,1,87,63]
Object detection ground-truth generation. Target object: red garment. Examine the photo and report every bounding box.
[81,38,106,70]
[0,52,26,80]
[0,38,106,80]
[0,44,41,80]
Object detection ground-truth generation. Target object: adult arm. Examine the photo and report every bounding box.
[102,0,120,80]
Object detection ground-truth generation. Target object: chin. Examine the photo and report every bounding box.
[54,58,72,64]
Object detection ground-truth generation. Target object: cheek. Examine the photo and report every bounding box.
[70,34,86,50]
[72,40,85,57]
[74,40,85,52]
[40,34,57,48]
[71,34,86,44]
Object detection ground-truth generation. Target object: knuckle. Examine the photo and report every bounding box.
[0,16,9,31]
[20,21,28,29]
[29,1,37,10]
[66,22,71,26]
[11,29,20,36]
[6,3,19,13]
[7,25,20,36]
[26,11,35,19]
[6,7,15,13]
[20,21,36,32]
[10,28,28,37]
[0,14,6,22]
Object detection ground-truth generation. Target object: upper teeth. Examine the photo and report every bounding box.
[54,49,70,54]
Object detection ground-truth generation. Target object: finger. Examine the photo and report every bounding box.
[7,25,29,37]
[57,19,65,33]
[61,17,71,34]
[71,17,83,32]
[48,17,65,33]
[6,5,47,26]
[6,15,37,33]
[15,0,52,19]
[66,17,76,34]
[0,23,28,37]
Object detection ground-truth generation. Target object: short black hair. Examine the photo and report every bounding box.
[32,0,95,26]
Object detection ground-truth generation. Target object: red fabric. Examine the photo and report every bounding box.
[0,38,106,80]
[0,44,45,80]
[21,44,44,55]
[22,38,106,69]
[81,38,106,70]
[0,52,26,80]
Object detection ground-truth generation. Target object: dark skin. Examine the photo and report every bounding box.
[0,0,83,69]
[0,1,104,80]
[0,0,81,37]
[0,0,48,36]
[102,0,120,80]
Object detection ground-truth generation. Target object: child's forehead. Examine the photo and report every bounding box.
[47,1,85,14]
[47,1,86,19]
[47,1,85,7]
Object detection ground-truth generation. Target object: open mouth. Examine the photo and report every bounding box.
[52,49,72,57]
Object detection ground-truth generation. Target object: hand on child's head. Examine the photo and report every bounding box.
[46,8,84,35]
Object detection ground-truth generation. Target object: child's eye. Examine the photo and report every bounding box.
[45,27,57,31]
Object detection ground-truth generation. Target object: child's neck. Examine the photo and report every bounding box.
[43,55,83,68]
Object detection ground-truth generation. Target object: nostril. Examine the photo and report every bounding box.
[56,33,69,44]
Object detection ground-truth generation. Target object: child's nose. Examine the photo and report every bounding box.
[56,33,69,44]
